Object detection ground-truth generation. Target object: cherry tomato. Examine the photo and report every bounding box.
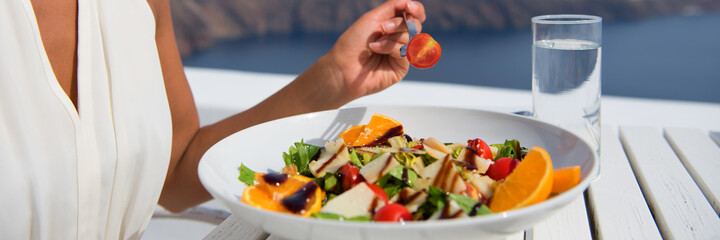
[468,138,493,160]
[406,33,441,69]
[485,157,519,181]
[337,164,364,191]
[367,183,389,203]
[373,203,413,222]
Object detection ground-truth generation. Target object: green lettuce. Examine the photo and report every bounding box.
[237,164,256,186]
[282,140,320,176]
[311,212,371,222]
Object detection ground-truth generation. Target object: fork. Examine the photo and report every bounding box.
[399,11,419,57]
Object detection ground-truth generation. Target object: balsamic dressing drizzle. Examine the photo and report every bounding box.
[262,172,289,186]
[365,126,404,147]
[468,202,484,216]
[281,181,319,213]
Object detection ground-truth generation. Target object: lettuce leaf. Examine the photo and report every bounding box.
[349,149,364,167]
[237,164,256,186]
[493,139,526,160]
[448,193,492,216]
[387,165,418,187]
[311,212,371,222]
[414,186,447,220]
[375,165,419,198]
[282,140,320,176]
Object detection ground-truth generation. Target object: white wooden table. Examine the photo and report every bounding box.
[184,67,720,240]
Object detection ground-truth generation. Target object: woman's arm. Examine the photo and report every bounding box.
[150,0,426,212]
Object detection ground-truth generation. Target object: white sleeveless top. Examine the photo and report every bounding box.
[0,0,172,239]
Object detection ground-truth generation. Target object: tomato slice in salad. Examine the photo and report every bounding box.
[337,164,364,191]
[373,203,413,222]
[486,157,519,181]
[406,33,441,69]
[468,138,493,160]
[367,183,389,203]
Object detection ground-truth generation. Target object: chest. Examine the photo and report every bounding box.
[30,0,78,108]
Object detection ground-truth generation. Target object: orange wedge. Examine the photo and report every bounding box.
[241,173,324,217]
[352,113,403,146]
[489,146,554,212]
[242,185,285,212]
[339,125,366,145]
[551,166,581,193]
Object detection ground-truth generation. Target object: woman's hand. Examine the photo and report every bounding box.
[317,0,426,103]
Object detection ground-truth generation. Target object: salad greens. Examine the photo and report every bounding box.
[449,194,492,216]
[238,164,256,186]
[240,132,536,222]
[282,139,320,176]
[311,212,371,222]
[492,139,527,160]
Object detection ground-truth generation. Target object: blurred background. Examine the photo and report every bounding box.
[171,0,720,103]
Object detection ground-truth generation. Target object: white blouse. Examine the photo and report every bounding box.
[0,0,172,239]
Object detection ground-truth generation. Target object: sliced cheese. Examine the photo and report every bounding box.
[429,200,467,220]
[320,182,384,218]
[308,139,350,177]
[469,174,496,200]
[456,147,493,174]
[416,155,466,194]
[359,152,399,183]
[390,187,428,213]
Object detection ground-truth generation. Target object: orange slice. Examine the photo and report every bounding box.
[489,146,554,212]
[241,173,324,217]
[352,113,403,146]
[339,125,366,145]
[255,173,312,201]
[551,166,581,193]
[242,185,285,212]
[300,184,325,217]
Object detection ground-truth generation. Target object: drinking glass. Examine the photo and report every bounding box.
[531,15,602,166]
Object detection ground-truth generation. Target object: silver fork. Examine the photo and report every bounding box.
[399,11,418,57]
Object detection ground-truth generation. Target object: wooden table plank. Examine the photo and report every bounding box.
[530,194,591,240]
[586,126,661,239]
[505,231,525,240]
[203,215,268,240]
[664,128,720,214]
[620,126,720,239]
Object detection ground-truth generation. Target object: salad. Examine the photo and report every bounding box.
[238,114,581,222]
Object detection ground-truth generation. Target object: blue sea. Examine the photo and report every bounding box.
[183,13,720,103]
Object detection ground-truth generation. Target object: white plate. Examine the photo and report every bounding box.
[198,106,598,240]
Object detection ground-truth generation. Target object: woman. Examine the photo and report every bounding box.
[0,0,425,239]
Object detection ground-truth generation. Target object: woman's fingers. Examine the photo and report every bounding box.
[362,0,428,58]
[406,1,426,23]
[380,17,404,34]
[380,17,423,35]
[379,0,426,34]
[369,32,407,59]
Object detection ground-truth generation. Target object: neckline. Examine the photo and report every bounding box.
[25,0,83,120]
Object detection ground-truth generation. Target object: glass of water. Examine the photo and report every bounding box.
[532,15,602,168]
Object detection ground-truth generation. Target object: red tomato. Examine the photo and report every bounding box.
[406,33,441,69]
[373,203,413,222]
[485,157,520,181]
[468,138,493,160]
[337,164,364,191]
[367,183,389,203]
